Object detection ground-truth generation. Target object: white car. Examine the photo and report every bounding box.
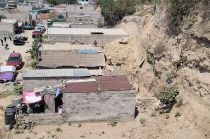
[34,26,46,32]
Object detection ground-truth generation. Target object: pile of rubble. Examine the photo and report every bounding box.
[15,120,37,130]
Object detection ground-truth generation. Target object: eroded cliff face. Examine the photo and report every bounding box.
[104,1,210,138]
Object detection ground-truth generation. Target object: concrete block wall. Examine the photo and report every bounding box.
[48,34,128,46]
[62,90,136,122]
[0,23,14,35]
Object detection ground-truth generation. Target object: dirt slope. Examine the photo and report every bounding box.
[104,1,210,139]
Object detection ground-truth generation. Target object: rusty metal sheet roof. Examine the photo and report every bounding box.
[38,50,105,68]
[62,76,133,93]
[63,81,98,93]
[96,76,133,92]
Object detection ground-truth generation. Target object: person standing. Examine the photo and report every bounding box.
[0,38,3,46]
[4,36,7,43]
[93,40,97,46]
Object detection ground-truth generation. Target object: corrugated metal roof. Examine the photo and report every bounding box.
[89,69,103,76]
[62,76,133,93]
[73,69,91,77]
[63,81,98,93]
[37,50,105,68]
[97,76,133,92]
[23,69,91,78]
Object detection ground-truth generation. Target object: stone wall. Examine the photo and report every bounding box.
[63,90,136,122]
[18,113,64,125]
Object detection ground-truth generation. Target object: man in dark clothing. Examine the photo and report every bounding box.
[93,40,97,46]
[1,39,3,46]
[4,36,6,42]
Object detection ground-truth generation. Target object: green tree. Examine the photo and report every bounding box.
[155,86,179,105]
[13,83,23,95]
[100,0,136,26]
[29,38,41,60]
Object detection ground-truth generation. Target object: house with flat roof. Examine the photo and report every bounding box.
[37,50,105,69]
[45,28,128,45]
[0,19,19,35]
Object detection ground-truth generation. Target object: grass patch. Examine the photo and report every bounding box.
[55,127,62,133]
[140,118,146,126]
[110,121,117,127]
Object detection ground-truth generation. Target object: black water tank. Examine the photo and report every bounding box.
[5,104,16,125]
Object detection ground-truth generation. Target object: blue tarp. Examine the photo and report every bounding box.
[78,49,98,54]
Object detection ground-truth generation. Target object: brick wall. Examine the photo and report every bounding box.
[63,90,136,122]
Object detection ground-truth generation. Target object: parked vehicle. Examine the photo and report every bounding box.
[34,26,46,32]
[13,36,25,45]
[47,19,53,26]
[23,23,34,30]
[14,34,28,41]
[32,30,43,38]
[6,53,23,70]
[0,66,16,82]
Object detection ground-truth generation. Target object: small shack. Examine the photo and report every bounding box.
[37,50,105,69]
[45,28,128,45]
[62,76,136,121]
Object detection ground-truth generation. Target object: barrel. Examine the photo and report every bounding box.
[5,104,16,125]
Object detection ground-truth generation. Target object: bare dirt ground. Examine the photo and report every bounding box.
[6,121,141,139]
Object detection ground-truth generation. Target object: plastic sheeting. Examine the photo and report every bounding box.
[22,92,42,104]
[78,49,98,54]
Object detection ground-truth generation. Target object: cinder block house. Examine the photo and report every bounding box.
[62,76,136,121]
[18,76,136,123]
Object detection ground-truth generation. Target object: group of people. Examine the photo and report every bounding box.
[0,36,12,47]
